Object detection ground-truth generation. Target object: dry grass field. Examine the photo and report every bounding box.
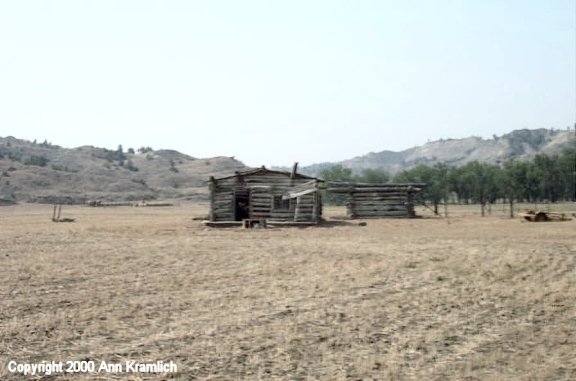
[1,203,575,380]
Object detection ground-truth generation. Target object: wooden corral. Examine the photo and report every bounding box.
[208,165,322,226]
[327,182,426,219]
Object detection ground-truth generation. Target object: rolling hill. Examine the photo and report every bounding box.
[0,137,247,204]
[1,128,574,204]
[298,128,575,176]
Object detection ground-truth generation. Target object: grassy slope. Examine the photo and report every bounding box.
[0,138,248,203]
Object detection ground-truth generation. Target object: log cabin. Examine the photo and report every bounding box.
[208,165,322,225]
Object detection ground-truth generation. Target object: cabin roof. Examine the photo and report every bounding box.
[213,166,321,181]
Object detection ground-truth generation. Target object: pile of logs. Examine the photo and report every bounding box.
[326,182,426,219]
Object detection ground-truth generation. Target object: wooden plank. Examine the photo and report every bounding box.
[351,208,407,214]
[270,211,294,216]
[213,215,234,222]
[293,195,300,221]
[283,187,317,200]
[329,187,423,193]
[209,181,215,222]
[213,200,232,205]
[251,198,272,204]
[327,182,426,188]
[213,209,232,216]
[251,193,272,197]
[213,195,233,201]
[350,214,414,219]
[351,200,406,205]
[250,203,271,208]
[312,191,318,223]
[203,221,243,227]
[251,213,271,218]
[351,194,409,199]
[295,206,314,211]
[352,208,410,214]
[351,211,410,217]
[251,197,272,202]
[269,212,295,219]
[266,220,318,226]
[251,209,272,214]
[251,201,272,206]
[351,202,406,208]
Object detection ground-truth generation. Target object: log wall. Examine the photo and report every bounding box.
[327,182,425,219]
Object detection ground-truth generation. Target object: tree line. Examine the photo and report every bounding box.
[319,149,576,215]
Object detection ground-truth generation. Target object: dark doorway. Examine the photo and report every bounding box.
[234,190,250,221]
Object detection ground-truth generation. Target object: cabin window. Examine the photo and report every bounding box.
[273,195,291,210]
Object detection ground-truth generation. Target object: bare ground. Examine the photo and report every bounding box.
[1,204,575,380]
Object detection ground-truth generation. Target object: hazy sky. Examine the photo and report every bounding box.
[0,1,574,167]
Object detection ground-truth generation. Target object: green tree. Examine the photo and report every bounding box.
[103,145,127,162]
[394,164,444,215]
[502,160,526,217]
[319,165,354,182]
[448,165,472,204]
[532,154,555,201]
[558,149,576,201]
[458,161,500,216]
[355,168,390,183]
[318,165,354,205]
[138,146,153,154]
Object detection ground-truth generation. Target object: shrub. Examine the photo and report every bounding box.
[24,155,49,167]
[138,146,153,154]
[125,160,139,172]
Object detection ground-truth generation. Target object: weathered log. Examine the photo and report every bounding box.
[350,210,413,217]
[328,182,426,188]
[328,187,423,193]
[350,200,406,206]
[350,193,409,199]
